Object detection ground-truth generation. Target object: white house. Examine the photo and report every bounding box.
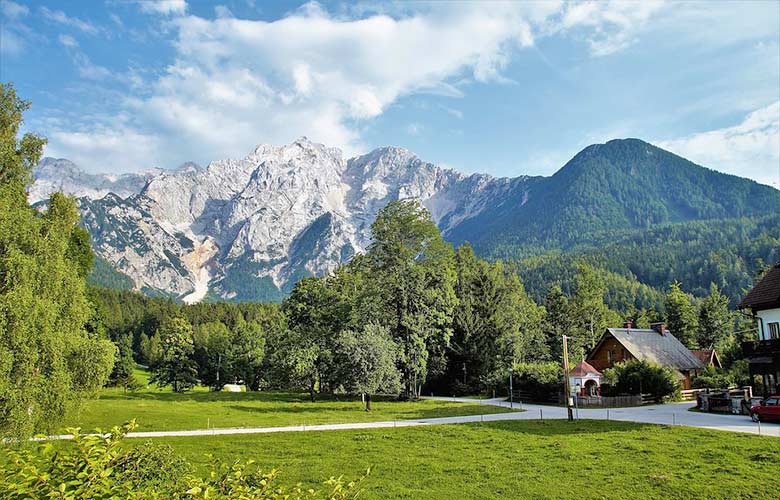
[739,264,780,396]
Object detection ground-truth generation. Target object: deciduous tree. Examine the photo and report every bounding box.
[150,317,197,392]
[334,323,400,410]
[0,83,115,438]
[665,282,699,348]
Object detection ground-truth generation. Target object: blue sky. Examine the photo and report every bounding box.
[2,0,779,186]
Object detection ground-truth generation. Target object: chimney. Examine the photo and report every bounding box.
[650,322,666,336]
[623,320,633,329]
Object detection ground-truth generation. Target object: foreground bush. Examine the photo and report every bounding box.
[0,421,364,499]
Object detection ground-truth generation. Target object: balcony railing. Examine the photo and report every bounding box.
[742,339,780,357]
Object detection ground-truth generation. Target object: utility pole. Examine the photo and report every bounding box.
[562,335,573,421]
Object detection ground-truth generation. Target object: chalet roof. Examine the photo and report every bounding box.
[691,349,720,367]
[570,361,601,377]
[601,328,703,371]
[739,265,780,311]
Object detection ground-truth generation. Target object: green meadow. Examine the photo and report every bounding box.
[147,420,780,500]
[65,368,515,433]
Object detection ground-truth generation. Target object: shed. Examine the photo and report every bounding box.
[569,361,602,396]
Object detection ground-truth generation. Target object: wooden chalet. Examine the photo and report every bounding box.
[586,322,703,390]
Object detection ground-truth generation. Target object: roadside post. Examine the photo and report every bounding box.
[563,335,573,421]
[509,370,514,410]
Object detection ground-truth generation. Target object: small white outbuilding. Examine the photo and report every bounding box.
[569,361,602,396]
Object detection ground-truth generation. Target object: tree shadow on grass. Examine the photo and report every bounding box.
[468,419,674,437]
[96,391,328,404]
[222,403,513,421]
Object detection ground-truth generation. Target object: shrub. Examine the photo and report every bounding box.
[0,421,365,499]
[512,362,563,401]
[691,366,734,389]
[602,360,679,401]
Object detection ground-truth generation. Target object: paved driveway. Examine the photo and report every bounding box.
[35,396,779,442]
[424,396,780,437]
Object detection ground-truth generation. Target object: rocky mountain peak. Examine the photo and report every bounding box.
[41,138,522,302]
[40,138,775,304]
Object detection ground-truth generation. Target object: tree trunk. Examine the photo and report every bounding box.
[365,393,372,411]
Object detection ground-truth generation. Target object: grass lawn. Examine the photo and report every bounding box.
[149,420,780,499]
[64,368,516,432]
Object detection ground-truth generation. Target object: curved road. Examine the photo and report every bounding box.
[38,396,779,441]
[425,397,780,437]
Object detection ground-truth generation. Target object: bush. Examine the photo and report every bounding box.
[602,360,679,401]
[512,362,563,401]
[691,366,734,389]
[0,421,365,499]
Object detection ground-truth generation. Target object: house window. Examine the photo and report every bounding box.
[607,350,614,363]
[768,322,780,340]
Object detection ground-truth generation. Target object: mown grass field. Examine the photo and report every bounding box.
[64,367,515,432]
[150,420,780,500]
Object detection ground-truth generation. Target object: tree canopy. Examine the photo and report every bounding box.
[0,83,115,438]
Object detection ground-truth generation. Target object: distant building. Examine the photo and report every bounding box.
[739,264,780,396]
[569,361,602,396]
[691,349,722,369]
[586,322,703,390]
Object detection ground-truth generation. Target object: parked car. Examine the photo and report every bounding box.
[749,396,780,422]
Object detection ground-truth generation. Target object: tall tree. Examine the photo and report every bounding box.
[108,334,137,391]
[281,275,349,398]
[570,264,617,359]
[0,83,115,438]
[665,282,699,348]
[193,321,233,391]
[150,317,197,392]
[450,245,547,393]
[542,285,573,362]
[697,283,733,350]
[231,320,266,391]
[364,200,457,398]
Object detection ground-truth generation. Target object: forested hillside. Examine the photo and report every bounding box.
[453,138,780,256]
[513,214,780,307]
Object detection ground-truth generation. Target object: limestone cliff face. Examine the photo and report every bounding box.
[33,138,532,302]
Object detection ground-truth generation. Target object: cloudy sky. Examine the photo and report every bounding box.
[2,0,779,186]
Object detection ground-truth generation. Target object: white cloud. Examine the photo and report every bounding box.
[214,5,233,19]
[555,0,667,56]
[40,6,100,35]
[44,1,672,172]
[58,34,78,48]
[138,0,187,16]
[45,125,165,173]
[57,34,113,80]
[406,123,422,136]
[1,0,31,55]
[0,28,25,55]
[658,102,780,187]
[440,105,463,120]
[1,0,28,19]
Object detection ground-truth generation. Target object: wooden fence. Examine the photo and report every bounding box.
[680,389,707,401]
[575,394,645,407]
[513,391,657,407]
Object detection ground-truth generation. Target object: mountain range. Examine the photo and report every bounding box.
[32,138,780,303]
